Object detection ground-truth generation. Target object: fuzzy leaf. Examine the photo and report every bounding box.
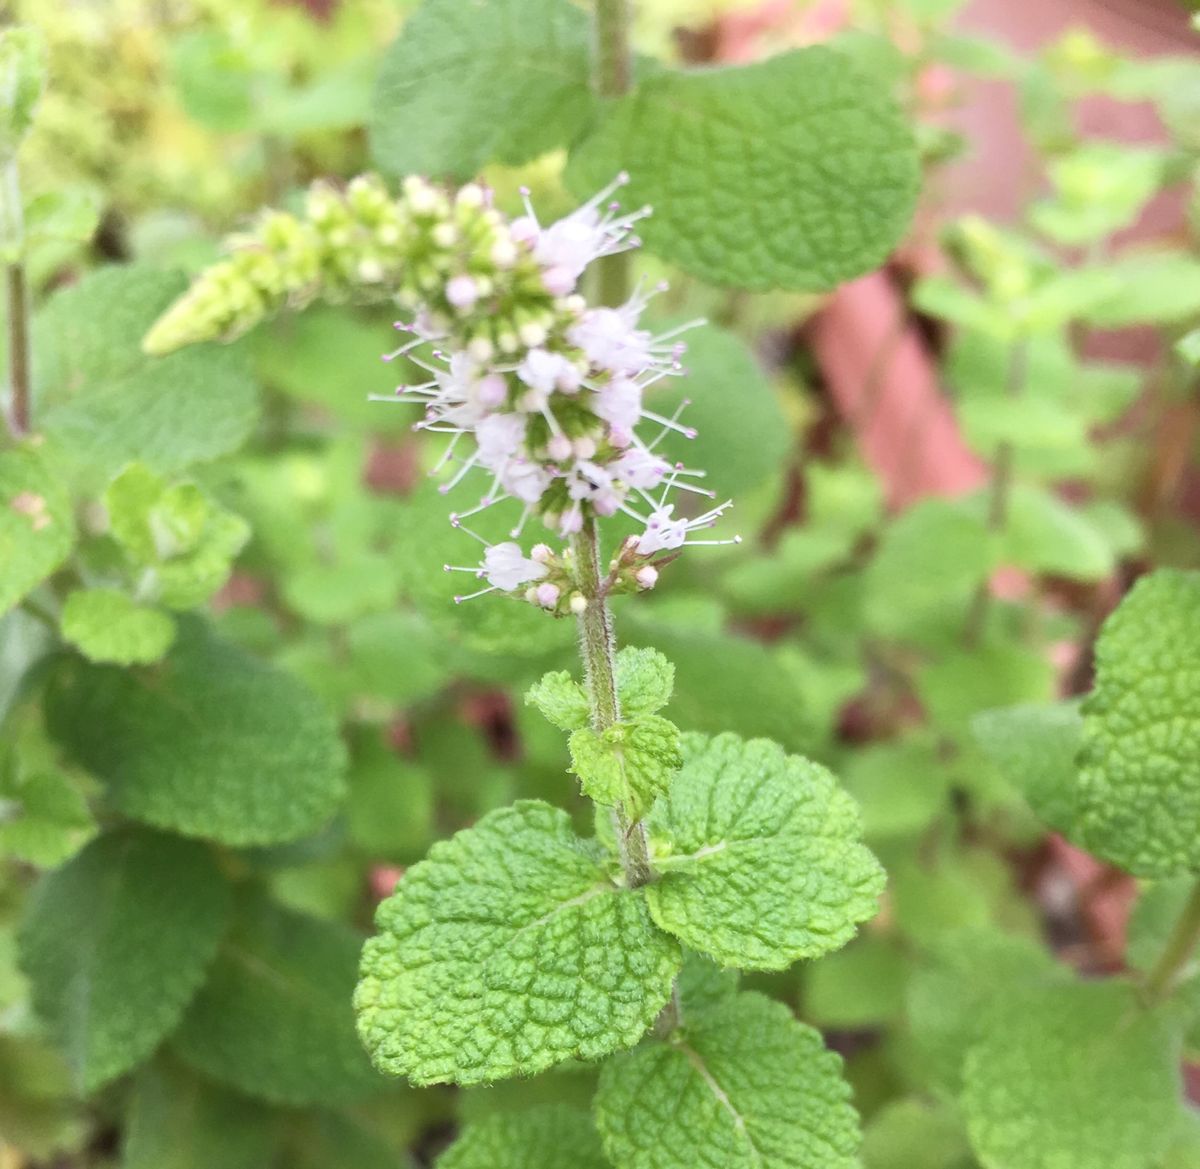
[123,1061,282,1169]
[174,893,383,1106]
[45,617,346,847]
[438,1104,608,1169]
[595,991,861,1169]
[569,716,682,817]
[1078,570,1200,876]
[568,47,919,291]
[646,733,884,970]
[18,828,230,1093]
[0,447,75,617]
[962,980,1180,1169]
[355,800,680,1086]
[972,701,1082,835]
[370,0,595,180]
[60,588,175,666]
[616,647,674,718]
[526,670,590,732]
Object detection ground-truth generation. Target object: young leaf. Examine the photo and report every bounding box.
[370,0,595,180]
[569,716,682,818]
[0,446,75,617]
[615,647,674,718]
[355,800,681,1086]
[568,47,919,291]
[173,893,383,1106]
[0,768,94,868]
[60,588,176,666]
[18,827,231,1093]
[962,980,1180,1169]
[123,1060,283,1169]
[526,670,590,732]
[972,701,1082,835]
[438,1104,608,1169]
[646,733,884,970]
[45,617,347,847]
[595,991,861,1169]
[1078,570,1200,876]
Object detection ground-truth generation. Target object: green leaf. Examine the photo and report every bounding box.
[1079,253,1200,328]
[438,1104,608,1169]
[45,617,347,847]
[568,47,919,291]
[0,446,75,617]
[1126,879,1199,977]
[123,1060,282,1169]
[861,1099,972,1169]
[345,733,434,864]
[646,733,884,970]
[24,186,102,246]
[103,463,251,611]
[595,990,861,1169]
[526,670,590,732]
[917,641,1056,736]
[1078,570,1200,876]
[370,0,595,180]
[43,347,259,488]
[995,484,1115,581]
[60,588,176,665]
[0,768,94,868]
[962,980,1180,1169]
[616,647,674,718]
[863,498,993,644]
[839,736,950,841]
[18,827,230,1093]
[972,702,1082,835]
[355,800,680,1086]
[569,716,682,818]
[0,27,44,159]
[803,935,907,1029]
[174,893,383,1106]
[644,323,790,497]
[906,927,1067,1094]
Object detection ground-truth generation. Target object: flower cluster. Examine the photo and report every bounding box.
[141,171,737,611]
[368,176,736,609]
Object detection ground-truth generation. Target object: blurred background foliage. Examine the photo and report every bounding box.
[3,0,1200,1166]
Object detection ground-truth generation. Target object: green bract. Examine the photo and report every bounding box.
[646,733,884,970]
[18,828,230,1092]
[569,715,681,818]
[1078,570,1200,876]
[355,800,681,1085]
[568,47,919,290]
[595,991,861,1169]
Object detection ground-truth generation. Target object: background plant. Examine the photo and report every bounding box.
[2,2,1200,1168]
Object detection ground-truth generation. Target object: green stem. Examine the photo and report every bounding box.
[1143,879,1200,1005]
[2,159,28,440]
[572,520,654,889]
[964,338,1026,646]
[593,0,633,307]
[7,260,30,437]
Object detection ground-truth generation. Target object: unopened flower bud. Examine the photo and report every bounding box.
[569,594,588,615]
[534,582,560,608]
[636,566,659,590]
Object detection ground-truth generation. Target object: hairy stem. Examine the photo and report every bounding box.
[1143,879,1200,1005]
[593,0,633,306]
[964,338,1027,646]
[572,520,654,889]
